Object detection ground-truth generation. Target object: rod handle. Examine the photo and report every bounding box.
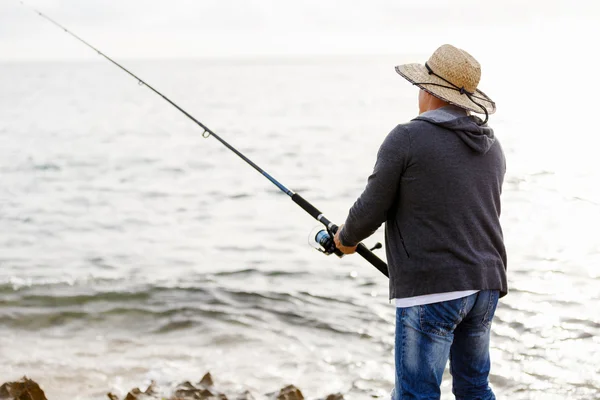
[356,243,389,277]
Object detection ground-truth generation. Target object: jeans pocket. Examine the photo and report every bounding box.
[419,297,467,337]
[481,290,499,329]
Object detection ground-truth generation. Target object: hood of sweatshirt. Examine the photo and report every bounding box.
[414,105,496,154]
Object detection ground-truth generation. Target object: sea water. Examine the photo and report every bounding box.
[0,57,598,399]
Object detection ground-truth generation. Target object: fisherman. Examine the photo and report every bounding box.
[334,44,507,400]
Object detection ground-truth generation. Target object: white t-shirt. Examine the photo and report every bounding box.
[394,290,479,308]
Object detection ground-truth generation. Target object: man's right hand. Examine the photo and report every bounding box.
[334,225,357,255]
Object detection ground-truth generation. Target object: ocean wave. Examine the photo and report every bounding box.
[0,274,376,340]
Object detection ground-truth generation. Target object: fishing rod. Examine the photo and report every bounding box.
[20,1,389,277]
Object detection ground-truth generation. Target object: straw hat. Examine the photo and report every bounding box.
[395,44,496,116]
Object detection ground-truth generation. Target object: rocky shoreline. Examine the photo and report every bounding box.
[0,374,345,400]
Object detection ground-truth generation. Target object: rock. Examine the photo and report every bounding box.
[172,377,227,400]
[324,394,344,400]
[199,373,214,387]
[144,382,158,397]
[173,387,214,399]
[174,381,196,391]
[124,387,143,400]
[275,385,304,400]
[234,391,255,400]
[0,377,47,400]
[124,387,158,400]
[107,381,159,400]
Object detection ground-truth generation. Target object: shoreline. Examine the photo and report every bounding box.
[1,374,345,400]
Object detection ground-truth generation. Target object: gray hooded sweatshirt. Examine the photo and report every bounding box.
[339,105,507,299]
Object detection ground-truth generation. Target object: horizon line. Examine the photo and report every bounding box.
[0,51,425,64]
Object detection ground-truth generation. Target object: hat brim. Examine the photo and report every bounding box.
[395,63,496,115]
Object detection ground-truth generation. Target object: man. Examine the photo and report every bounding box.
[333,44,507,400]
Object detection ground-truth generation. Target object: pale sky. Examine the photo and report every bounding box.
[0,0,598,61]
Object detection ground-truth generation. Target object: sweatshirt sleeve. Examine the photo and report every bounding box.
[339,125,411,246]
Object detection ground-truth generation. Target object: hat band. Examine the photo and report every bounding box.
[413,63,491,125]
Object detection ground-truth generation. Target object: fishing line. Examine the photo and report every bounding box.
[19,1,388,277]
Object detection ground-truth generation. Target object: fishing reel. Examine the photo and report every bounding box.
[309,226,344,257]
[309,225,383,258]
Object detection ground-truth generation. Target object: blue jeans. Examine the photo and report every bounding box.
[392,290,499,400]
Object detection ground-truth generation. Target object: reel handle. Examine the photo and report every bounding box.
[369,242,383,251]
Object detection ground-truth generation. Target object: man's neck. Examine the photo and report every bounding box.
[424,100,450,113]
[420,98,450,114]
